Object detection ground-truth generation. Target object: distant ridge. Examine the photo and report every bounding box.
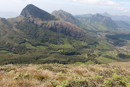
[101,12,130,21]
[75,13,118,31]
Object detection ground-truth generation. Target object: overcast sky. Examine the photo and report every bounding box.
[0,0,130,18]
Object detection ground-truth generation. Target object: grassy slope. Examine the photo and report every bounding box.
[0,62,130,87]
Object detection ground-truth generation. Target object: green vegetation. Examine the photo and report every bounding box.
[0,4,130,65]
[96,57,117,63]
[96,40,112,49]
[0,50,10,54]
[106,32,130,46]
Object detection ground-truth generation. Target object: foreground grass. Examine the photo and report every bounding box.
[0,62,130,87]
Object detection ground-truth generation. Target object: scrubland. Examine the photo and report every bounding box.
[0,62,130,87]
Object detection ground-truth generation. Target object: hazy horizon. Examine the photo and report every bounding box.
[0,0,130,18]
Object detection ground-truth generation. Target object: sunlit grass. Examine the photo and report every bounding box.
[96,40,112,49]
[24,42,36,49]
[0,62,130,87]
[96,57,117,63]
[50,38,74,49]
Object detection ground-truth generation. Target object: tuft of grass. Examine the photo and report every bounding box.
[33,71,52,81]
[75,69,85,76]
[42,82,53,87]
[56,76,68,81]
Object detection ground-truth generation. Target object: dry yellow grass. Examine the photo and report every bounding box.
[0,62,130,87]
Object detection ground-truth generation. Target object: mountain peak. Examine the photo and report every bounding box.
[59,9,64,12]
[25,4,35,7]
[21,4,57,21]
[52,10,82,27]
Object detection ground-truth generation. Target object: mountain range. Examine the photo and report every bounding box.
[0,4,130,64]
[75,13,130,31]
[75,12,130,22]
[101,12,130,21]
[75,13,118,31]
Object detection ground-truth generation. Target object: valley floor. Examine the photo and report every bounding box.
[0,62,130,87]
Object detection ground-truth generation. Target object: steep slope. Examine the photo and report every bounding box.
[52,10,84,27]
[42,20,87,38]
[21,4,57,21]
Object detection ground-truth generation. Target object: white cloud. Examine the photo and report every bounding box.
[71,0,130,14]
[115,7,129,13]
[71,0,120,6]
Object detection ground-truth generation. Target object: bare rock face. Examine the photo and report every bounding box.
[42,20,88,38]
[20,4,88,38]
